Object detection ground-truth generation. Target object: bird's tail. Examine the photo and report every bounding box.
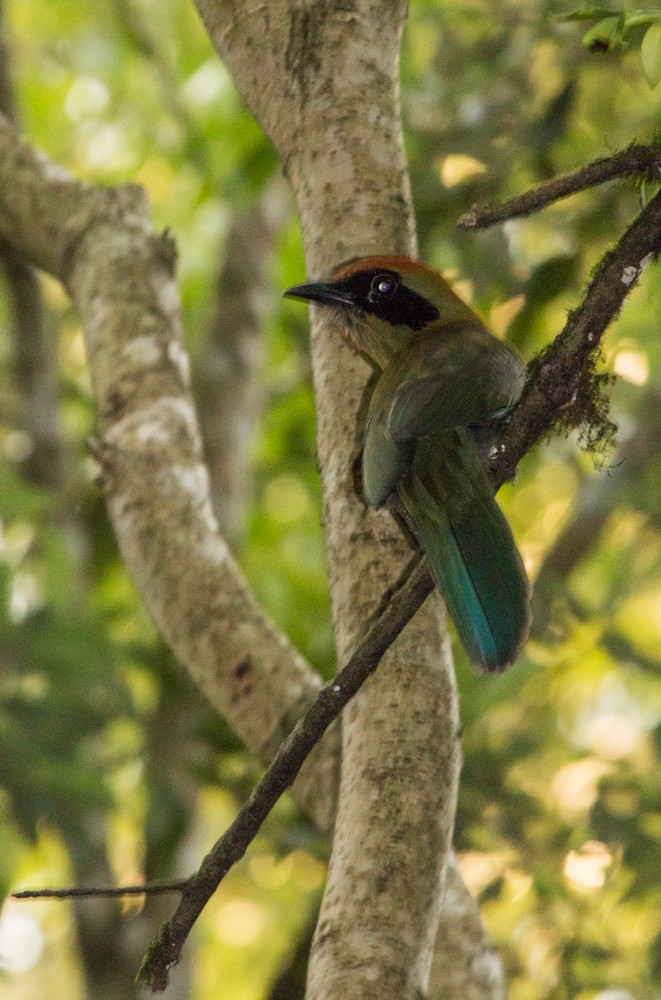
[399,430,530,673]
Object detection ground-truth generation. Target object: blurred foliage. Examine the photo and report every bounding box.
[563,7,661,87]
[0,0,660,998]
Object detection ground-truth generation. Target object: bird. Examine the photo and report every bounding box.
[284,255,531,673]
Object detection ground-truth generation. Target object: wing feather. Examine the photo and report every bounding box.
[362,321,525,506]
[372,323,525,442]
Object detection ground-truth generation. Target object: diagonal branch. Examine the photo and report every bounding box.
[0,111,341,834]
[458,143,661,228]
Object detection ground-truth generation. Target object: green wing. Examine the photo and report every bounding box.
[363,322,524,507]
[399,429,531,672]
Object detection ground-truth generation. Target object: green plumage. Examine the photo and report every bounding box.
[284,254,532,672]
[399,429,529,672]
[361,316,530,671]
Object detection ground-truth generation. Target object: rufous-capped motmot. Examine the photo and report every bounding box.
[285,256,531,672]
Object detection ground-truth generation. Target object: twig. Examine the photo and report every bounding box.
[14,169,661,996]
[12,882,188,900]
[458,143,661,229]
[601,629,661,677]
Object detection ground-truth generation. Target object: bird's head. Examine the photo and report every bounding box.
[284,255,475,368]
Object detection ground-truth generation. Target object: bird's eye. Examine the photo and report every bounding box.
[371,274,397,297]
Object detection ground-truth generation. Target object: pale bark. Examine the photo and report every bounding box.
[195,2,461,997]
[429,857,507,1000]
[0,114,338,834]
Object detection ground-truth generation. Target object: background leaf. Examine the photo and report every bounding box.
[641,22,661,87]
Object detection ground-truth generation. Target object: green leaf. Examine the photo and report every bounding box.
[641,22,661,87]
[582,15,624,51]
[623,13,661,30]
[561,7,620,21]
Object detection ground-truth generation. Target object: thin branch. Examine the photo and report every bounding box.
[601,628,661,676]
[458,143,661,228]
[554,591,661,677]
[109,0,211,176]
[12,882,188,900]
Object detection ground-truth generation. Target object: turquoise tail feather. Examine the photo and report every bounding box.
[399,430,530,672]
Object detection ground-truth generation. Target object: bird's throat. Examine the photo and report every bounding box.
[343,311,413,370]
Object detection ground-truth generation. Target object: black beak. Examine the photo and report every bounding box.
[283,281,354,308]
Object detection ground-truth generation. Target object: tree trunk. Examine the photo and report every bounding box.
[195,2,461,997]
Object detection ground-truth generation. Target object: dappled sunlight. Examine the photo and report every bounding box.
[613,348,649,386]
[458,850,508,896]
[0,832,85,1000]
[64,75,110,122]
[563,840,614,892]
[216,899,266,947]
[0,906,44,973]
[437,154,487,187]
[551,758,613,818]
[1,0,660,997]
